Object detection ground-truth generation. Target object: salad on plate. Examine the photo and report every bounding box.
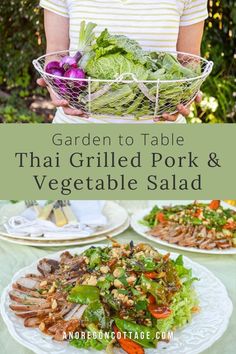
[141,200,236,250]
[8,241,199,353]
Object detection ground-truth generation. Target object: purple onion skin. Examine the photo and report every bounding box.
[47,67,68,95]
[49,67,64,77]
[49,67,65,87]
[57,82,70,96]
[59,55,77,71]
[45,61,61,74]
[74,51,82,63]
[64,68,87,89]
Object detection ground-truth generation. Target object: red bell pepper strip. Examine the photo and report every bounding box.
[144,272,159,279]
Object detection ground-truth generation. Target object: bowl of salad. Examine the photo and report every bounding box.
[33,21,213,120]
[1,241,232,354]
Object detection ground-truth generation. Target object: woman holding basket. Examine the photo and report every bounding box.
[38,0,208,123]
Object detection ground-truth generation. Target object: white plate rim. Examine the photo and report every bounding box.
[131,201,236,255]
[0,244,233,354]
[0,218,130,247]
[0,201,128,241]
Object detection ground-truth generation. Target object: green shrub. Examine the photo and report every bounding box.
[0,0,235,123]
[0,0,45,90]
[198,0,236,123]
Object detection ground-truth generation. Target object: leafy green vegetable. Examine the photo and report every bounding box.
[87,323,111,346]
[78,21,97,52]
[94,28,147,65]
[67,285,100,304]
[89,248,102,268]
[175,255,184,266]
[140,275,166,304]
[83,300,107,328]
[63,242,199,353]
[141,205,161,227]
[70,324,111,350]
[85,53,149,80]
[97,275,114,291]
[135,300,148,311]
[115,318,156,348]
[76,22,200,117]
[70,337,105,350]
[103,293,120,311]
[128,257,161,272]
[90,84,133,110]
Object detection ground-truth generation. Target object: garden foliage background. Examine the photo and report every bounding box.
[0,0,235,123]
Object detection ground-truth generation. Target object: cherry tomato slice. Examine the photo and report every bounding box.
[148,304,172,319]
[223,221,236,230]
[156,212,166,223]
[148,294,156,304]
[194,208,202,217]
[209,200,220,210]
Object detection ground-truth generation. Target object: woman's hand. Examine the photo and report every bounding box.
[37,78,88,117]
[154,93,202,122]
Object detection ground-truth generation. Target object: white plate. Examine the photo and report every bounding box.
[0,218,130,247]
[0,201,128,241]
[1,245,233,354]
[131,200,236,255]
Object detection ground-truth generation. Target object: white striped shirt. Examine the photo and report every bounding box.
[39,0,208,124]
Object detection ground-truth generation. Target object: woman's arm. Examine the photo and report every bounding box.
[44,9,69,52]
[38,10,87,117]
[177,21,205,55]
[160,21,204,121]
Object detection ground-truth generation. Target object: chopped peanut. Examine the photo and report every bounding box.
[39,322,45,331]
[48,285,56,294]
[113,268,122,278]
[51,299,58,310]
[40,280,47,287]
[127,275,136,285]
[83,275,98,286]
[114,279,123,288]
[100,266,110,274]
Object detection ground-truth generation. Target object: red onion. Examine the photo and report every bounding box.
[49,68,69,95]
[49,67,64,77]
[74,51,82,63]
[64,68,87,89]
[50,68,65,88]
[59,55,77,71]
[57,82,70,95]
[45,61,61,74]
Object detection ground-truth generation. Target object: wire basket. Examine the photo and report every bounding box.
[33,51,213,120]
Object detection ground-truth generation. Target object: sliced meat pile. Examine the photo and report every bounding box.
[9,252,88,341]
[148,222,233,250]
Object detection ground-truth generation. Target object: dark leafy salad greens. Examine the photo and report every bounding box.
[67,242,199,353]
[9,241,199,354]
[142,200,236,250]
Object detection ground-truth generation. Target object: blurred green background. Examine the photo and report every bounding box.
[0,0,235,123]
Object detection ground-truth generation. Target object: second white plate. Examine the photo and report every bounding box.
[0,201,128,242]
[0,218,130,247]
[131,201,236,255]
